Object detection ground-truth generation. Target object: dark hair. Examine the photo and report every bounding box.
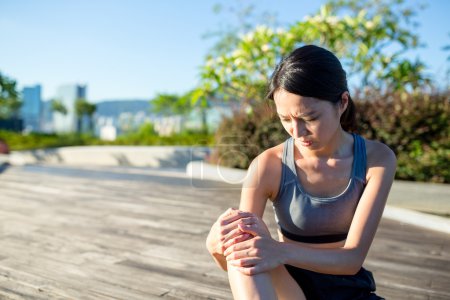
[267,45,356,132]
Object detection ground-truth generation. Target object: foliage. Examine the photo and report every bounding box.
[210,103,288,169]
[0,124,214,151]
[212,92,449,183]
[150,93,192,116]
[75,98,96,117]
[112,122,213,146]
[74,98,96,133]
[51,99,68,115]
[0,72,21,119]
[199,0,430,109]
[355,91,449,183]
[151,90,211,134]
[0,130,97,151]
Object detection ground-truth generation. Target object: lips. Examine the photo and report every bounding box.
[300,140,312,146]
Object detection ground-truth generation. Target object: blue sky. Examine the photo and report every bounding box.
[0,0,448,102]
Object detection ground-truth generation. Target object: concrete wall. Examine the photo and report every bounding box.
[7,146,210,169]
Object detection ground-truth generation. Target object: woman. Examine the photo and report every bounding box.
[206,45,396,299]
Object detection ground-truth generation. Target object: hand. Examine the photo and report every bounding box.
[206,208,254,255]
[224,215,283,275]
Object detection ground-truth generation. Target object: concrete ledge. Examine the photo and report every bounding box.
[0,154,9,169]
[186,161,248,184]
[9,146,210,169]
[187,161,450,235]
[0,154,8,164]
[387,180,450,216]
[382,206,450,234]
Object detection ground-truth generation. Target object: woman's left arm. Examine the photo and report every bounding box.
[226,141,397,276]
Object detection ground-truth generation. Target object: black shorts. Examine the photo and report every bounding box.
[285,265,384,300]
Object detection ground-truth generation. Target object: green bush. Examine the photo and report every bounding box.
[112,123,213,146]
[0,124,214,151]
[355,92,449,183]
[212,92,449,183]
[114,130,213,146]
[210,103,288,169]
[0,131,97,151]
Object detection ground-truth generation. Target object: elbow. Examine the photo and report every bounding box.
[331,250,365,275]
[330,261,362,275]
[341,262,363,275]
[342,252,365,275]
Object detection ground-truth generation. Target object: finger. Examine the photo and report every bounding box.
[225,247,252,260]
[219,207,237,219]
[224,216,255,232]
[220,211,254,226]
[218,219,243,237]
[222,232,252,250]
[229,257,261,268]
[219,207,250,219]
[238,223,261,236]
[219,216,252,238]
[235,266,263,276]
[220,227,241,243]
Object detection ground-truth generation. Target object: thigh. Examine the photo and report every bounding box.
[270,265,306,300]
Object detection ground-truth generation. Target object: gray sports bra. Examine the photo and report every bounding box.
[272,133,367,244]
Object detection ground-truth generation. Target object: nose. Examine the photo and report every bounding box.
[291,118,307,138]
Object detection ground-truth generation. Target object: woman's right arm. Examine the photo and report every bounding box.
[206,148,281,270]
[206,208,254,270]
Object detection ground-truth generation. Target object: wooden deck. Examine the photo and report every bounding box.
[0,164,449,299]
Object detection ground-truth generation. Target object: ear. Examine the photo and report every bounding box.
[339,92,349,115]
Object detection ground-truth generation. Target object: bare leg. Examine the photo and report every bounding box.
[228,263,277,300]
[228,262,306,300]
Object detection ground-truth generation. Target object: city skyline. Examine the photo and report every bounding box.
[1,0,449,102]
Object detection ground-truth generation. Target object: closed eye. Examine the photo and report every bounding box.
[305,117,318,122]
[280,116,319,122]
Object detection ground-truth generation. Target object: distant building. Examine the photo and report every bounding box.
[98,117,117,141]
[91,99,233,138]
[53,84,87,133]
[40,100,54,133]
[21,85,42,132]
[93,100,155,139]
[153,115,183,136]
[184,104,233,132]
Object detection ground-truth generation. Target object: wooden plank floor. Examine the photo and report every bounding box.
[0,164,449,300]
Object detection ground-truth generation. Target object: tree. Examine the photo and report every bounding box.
[150,93,191,116]
[51,99,68,116]
[0,72,21,119]
[150,91,210,134]
[198,0,431,108]
[189,88,211,134]
[75,98,96,134]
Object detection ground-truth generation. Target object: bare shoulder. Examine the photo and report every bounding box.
[364,138,397,180]
[254,142,284,167]
[247,142,284,200]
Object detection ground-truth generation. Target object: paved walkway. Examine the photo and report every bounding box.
[0,164,448,299]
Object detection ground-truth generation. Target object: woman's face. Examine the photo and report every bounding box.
[273,89,345,151]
